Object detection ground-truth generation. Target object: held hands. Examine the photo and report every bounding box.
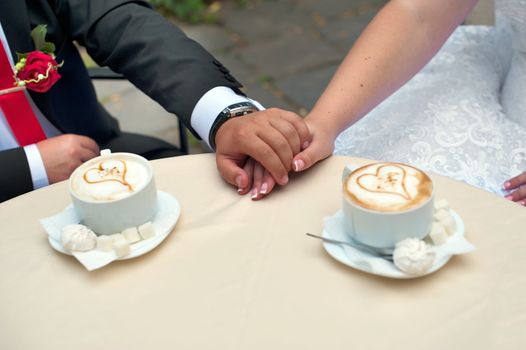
[215,110,339,200]
[244,117,338,200]
[214,108,311,196]
[37,134,100,184]
[504,172,526,206]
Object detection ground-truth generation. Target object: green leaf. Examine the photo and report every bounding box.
[30,24,48,51]
[16,52,28,61]
[40,42,56,55]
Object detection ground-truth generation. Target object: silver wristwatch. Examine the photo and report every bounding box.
[209,102,259,150]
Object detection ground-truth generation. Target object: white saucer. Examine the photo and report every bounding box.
[41,191,180,269]
[321,209,467,279]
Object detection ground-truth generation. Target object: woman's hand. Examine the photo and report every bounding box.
[239,158,277,201]
[503,172,526,206]
[291,117,337,173]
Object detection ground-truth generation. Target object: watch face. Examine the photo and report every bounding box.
[234,109,253,117]
[230,104,258,117]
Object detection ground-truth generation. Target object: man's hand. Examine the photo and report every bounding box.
[215,108,311,192]
[37,134,100,184]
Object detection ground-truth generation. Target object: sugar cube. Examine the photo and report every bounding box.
[434,209,450,222]
[138,221,155,240]
[96,235,113,252]
[113,239,131,258]
[100,149,111,156]
[429,222,448,245]
[440,215,456,236]
[434,199,450,212]
[122,227,141,243]
[109,233,125,243]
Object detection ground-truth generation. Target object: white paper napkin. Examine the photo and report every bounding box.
[324,210,475,278]
[40,206,126,271]
[40,191,180,271]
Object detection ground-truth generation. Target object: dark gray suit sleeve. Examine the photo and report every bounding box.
[54,0,243,135]
[0,148,33,202]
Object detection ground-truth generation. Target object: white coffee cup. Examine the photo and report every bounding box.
[342,162,434,251]
[68,151,158,235]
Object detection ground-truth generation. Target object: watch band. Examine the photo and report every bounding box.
[208,102,259,150]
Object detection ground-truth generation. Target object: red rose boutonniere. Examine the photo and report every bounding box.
[13,25,63,93]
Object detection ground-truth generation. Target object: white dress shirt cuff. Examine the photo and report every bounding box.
[23,144,49,189]
[190,86,264,149]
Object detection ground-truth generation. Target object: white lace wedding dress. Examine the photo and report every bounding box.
[334,0,525,195]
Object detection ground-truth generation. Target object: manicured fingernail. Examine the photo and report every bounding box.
[302,141,310,149]
[280,175,289,184]
[503,181,511,190]
[505,195,513,200]
[260,182,268,194]
[237,188,243,194]
[235,175,242,189]
[293,159,305,172]
[251,187,258,199]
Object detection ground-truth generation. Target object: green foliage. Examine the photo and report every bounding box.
[148,0,250,23]
[30,25,56,55]
[234,0,248,7]
[257,74,273,84]
[16,25,57,62]
[148,0,210,23]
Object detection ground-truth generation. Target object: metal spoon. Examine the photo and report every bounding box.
[306,233,393,261]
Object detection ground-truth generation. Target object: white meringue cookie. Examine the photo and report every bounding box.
[61,224,97,252]
[393,238,436,275]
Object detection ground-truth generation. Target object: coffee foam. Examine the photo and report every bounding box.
[70,155,150,202]
[344,162,432,212]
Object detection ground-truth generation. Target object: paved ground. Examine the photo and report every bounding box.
[93,0,387,154]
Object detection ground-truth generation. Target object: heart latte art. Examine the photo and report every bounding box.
[70,156,150,202]
[345,162,433,212]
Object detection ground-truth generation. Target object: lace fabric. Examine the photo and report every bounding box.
[499,0,526,51]
[500,0,526,128]
[334,0,526,195]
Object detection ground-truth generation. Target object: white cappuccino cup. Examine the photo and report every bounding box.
[68,151,158,235]
[342,162,434,250]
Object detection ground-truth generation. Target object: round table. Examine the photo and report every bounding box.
[1,154,525,349]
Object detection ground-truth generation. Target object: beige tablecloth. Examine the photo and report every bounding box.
[1,154,525,349]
